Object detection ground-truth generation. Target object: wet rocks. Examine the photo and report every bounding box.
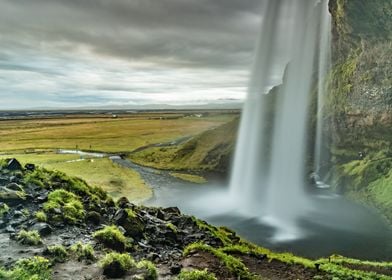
[30,223,52,236]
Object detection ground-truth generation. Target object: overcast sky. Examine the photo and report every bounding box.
[0,0,264,109]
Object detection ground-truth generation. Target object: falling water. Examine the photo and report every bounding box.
[314,0,332,176]
[229,0,332,239]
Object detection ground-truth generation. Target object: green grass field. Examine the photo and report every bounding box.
[0,112,236,201]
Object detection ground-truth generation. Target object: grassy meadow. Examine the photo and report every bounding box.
[0,111,236,201]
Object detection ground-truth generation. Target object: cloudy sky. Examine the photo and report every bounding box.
[0,0,263,109]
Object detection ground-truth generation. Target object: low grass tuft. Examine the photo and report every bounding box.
[70,241,95,261]
[43,189,85,224]
[177,269,217,280]
[0,256,51,280]
[93,225,128,252]
[100,252,136,278]
[16,230,42,246]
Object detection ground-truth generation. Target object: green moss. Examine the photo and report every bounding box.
[46,244,68,263]
[0,256,51,280]
[43,189,85,224]
[319,262,391,280]
[21,208,30,217]
[23,169,50,188]
[177,269,217,280]
[183,243,256,280]
[192,217,234,246]
[93,225,128,251]
[136,260,158,280]
[16,230,42,246]
[70,242,95,261]
[35,211,47,222]
[0,203,9,218]
[125,208,137,218]
[221,243,315,269]
[166,222,178,233]
[100,252,136,278]
[333,158,392,222]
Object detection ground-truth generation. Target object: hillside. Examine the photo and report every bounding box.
[1,159,392,280]
[129,118,239,174]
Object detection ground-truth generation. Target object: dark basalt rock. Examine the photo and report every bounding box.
[6,159,22,171]
[30,223,53,236]
[25,164,36,171]
[86,211,102,225]
[103,260,127,278]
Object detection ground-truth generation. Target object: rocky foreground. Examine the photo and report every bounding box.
[0,159,391,280]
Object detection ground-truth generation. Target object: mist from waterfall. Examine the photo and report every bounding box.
[229,0,332,240]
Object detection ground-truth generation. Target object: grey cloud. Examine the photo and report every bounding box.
[0,0,261,69]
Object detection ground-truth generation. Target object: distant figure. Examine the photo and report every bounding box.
[358,151,365,160]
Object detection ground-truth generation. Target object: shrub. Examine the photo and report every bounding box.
[177,269,217,280]
[43,189,85,224]
[0,256,51,280]
[46,244,68,263]
[35,211,47,222]
[100,252,136,278]
[93,225,128,251]
[70,242,95,261]
[137,260,158,280]
[16,230,42,246]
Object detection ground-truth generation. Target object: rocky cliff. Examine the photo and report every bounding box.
[327,0,392,223]
[327,0,392,148]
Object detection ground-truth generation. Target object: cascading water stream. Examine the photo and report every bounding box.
[314,0,332,184]
[229,0,332,240]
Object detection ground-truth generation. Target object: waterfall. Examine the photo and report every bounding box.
[229,0,332,239]
[314,0,332,176]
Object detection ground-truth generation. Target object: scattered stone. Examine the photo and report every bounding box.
[25,163,36,171]
[6,159,22,171]
[31,223,53,236]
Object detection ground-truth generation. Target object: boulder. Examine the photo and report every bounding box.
[31,222,53,236]
[86,211,102,225]
[6,159,22,171]
[25,163,36,171]
[114,209,144,240]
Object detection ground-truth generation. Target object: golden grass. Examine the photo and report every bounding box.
[0,114,233,153]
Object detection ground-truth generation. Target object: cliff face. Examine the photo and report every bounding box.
[327,0,392,223]
[327,0,392,148]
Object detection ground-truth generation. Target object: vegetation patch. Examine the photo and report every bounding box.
[183,242,256,280]
[16,229,42,246]
[169,172,207,184]
[0,203,9,218]
[0,256,51,280]
[45,244,68,263]
[177,269,217,280]
[93,225,128,252]
[35,211,47,222]
[136,260,158,280]
[70,241,95,261]
[43,189,85,224]
[100,252,136,278]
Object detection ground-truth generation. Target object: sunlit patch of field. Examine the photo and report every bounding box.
[0,113,235,153]
[0,153,151,202]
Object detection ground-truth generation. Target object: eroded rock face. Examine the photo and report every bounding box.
[327,0,392,148]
